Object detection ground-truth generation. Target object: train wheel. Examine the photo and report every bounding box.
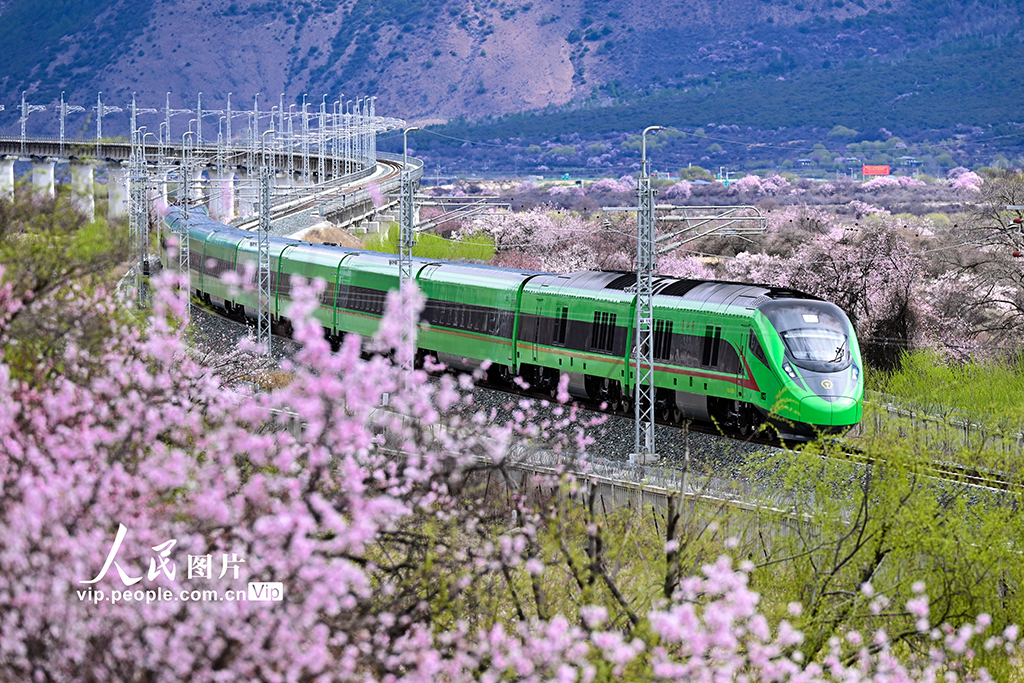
[585,375,623,411]
[546,369,560,399]
[655,389,675,423]
[733,401,758,438]
[487,364,512,385]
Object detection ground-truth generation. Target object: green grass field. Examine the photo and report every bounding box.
[869,350,1024,431]
[363,223,496,263]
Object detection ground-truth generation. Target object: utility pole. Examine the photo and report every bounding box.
[257,129,275,355]
[332,100,341,179]
[301,95,310,184]
[179,131,195,319]
[633,125,663,465]
[344,100,352,175]
[128,125,150,308]
[399,127,420,373]
[58,92,84,157]
[20,93,45,156]
[287,105,295,184]
[319,96,327,183]
[196,92,203,146]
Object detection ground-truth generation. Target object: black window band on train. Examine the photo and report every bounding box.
[702,326,722,367]
[421,298,515,338]
[517,307,743,375]
[202,255,235,279]
[251,274,517,339]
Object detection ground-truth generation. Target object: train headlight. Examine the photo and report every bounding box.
[782,361,798,380]
[851,364,860,384]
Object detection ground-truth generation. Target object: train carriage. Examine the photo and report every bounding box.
[333,251,401,339]
[517,271,635,403]
[230,233,303,322]
[648,279,863,436]
[161,211,219,300]
[416,262,532,376]
[200,228,249,309]
[277,242,359,338]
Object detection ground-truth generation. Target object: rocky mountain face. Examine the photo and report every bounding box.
[2,0,1020,134]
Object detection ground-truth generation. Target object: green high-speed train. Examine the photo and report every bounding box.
[164,208,863,438]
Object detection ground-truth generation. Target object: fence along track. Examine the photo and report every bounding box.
[858,391,1024,453]
[267,407,800,521]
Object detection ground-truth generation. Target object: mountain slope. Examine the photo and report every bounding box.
[0,0,1019,136]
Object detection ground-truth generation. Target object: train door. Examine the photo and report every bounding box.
[531,298,543,363]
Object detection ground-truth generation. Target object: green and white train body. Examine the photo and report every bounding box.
[416,262,525,373]
[163,208,863,438]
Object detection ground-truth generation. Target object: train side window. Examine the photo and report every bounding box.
[591,311,616,354]
[748,329,767,365]
[553,307,568,345]
[653,319,673,361]
[702,325,722,367]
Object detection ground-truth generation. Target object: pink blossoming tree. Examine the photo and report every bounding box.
[3,196,1023,681]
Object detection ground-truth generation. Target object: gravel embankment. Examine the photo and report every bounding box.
[191,306,774,474]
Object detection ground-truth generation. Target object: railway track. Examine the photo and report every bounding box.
[232,158,405,233]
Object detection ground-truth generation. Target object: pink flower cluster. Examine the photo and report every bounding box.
[862,175,926,190]
[546,184,585,197]
[950,171,983,192]
[461,208,632,273]
[587,178,633,195]
[732,174,791,196]
[663,181,693,199]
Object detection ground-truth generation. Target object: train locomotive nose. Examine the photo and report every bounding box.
[798,372,859,429]
[800,395,859,427]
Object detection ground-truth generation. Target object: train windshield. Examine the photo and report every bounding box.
[760,300,853,372]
